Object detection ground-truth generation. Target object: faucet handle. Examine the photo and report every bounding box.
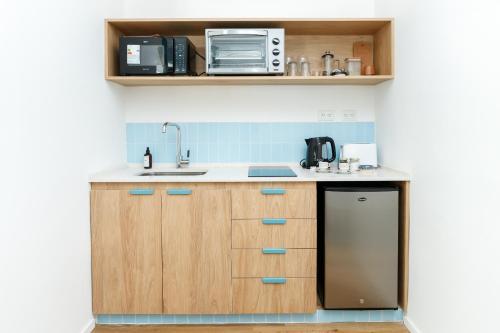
[180,149,190,167]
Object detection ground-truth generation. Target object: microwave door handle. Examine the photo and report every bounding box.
[207,29,268,36]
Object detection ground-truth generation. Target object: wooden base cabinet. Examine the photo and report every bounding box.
[90,182,318,315]
[162,187,232,314]
[91,189,163,314]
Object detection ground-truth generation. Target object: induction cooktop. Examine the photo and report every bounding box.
[248,166,297,177]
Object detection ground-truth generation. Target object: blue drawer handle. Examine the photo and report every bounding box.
[128,188,154,195]
[261,188,286,195]
[262,218,287,225]
[167,189,192,195]
[262,248,287,254]
[262,277,287,284]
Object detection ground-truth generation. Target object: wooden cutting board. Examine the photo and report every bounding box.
[353,41,373,75]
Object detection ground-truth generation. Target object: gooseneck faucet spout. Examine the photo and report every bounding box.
[162,122,189,168]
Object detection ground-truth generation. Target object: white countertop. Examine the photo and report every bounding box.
[89,164,410,183]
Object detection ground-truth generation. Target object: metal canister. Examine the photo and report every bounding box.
[322,51,334,76]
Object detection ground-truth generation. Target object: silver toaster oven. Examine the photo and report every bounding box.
[205,28,285,75]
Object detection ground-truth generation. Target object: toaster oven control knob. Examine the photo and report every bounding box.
[272,59,280,67]
[272,48,280,56]
[272,38,280,45]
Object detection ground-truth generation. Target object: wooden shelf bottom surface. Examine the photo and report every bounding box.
[106,75,394,86]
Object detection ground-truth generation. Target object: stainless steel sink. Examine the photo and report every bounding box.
[137,169,208,176]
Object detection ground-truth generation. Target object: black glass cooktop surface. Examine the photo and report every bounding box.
[248,166,297,177]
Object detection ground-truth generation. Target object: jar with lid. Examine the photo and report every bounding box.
[299,56,311,76]
[338,158,350,173]
[322,51,334,76]
[345,57,362,76]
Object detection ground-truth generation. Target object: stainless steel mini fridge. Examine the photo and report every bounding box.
[323,186,399,309]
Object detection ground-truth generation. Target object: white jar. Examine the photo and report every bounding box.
[345,58,361,76]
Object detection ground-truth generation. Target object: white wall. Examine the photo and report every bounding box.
[124,86,375,122]
[121,0,377,123]
[0,1,125,333]
[123,0,374,20]
[8,1,498,332]
[374,1,500,332]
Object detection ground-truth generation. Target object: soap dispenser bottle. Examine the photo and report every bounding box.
[144,147,152,169]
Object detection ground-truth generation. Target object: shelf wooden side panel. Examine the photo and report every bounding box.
[105,22,121,78]
[106,75,393,86]
[374,20,394,76]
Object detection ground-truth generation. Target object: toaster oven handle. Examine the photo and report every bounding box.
[207,29,268,37]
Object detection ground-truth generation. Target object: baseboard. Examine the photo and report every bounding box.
[404,316,421,333]
[96,309,404,325]
[81,318,96,333]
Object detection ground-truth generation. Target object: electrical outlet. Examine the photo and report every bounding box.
[318,110,337,122]
[341,109,358,122]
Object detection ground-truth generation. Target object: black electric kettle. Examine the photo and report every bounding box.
[300,137,336,169]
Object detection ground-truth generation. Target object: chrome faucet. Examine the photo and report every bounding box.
[161,122,190,168]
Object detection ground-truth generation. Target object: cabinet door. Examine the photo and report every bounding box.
[91,189,162,314]
[162,187,232,314]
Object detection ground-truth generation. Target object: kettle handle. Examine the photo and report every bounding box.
[325,137,336,162]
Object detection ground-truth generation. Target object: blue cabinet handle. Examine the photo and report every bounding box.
[262,248,287,254]
[128,188,154,195]
[261,188,286,195]
[262,218,287,225]
[167,188,192,195]
[262,277,287,284]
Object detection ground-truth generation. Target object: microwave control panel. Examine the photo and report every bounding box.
[173,37,196,75]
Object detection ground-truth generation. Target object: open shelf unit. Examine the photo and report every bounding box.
[105,18,394,86]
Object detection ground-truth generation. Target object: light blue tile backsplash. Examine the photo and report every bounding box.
[126,122,375,164]
[96,309,403,324]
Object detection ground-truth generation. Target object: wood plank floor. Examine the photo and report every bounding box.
[93,323,409,333]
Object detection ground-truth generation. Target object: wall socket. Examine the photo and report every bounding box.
[318,109,358,122]
[341,109,358,122]
[317,110,337,122]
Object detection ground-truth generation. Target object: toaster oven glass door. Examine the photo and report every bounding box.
[208,31,268,73]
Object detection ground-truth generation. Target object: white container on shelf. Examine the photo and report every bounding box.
[345,58,361,76]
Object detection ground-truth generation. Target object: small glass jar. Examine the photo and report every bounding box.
[345,58,362,76]
[301,62,310,76]
[299,56,310,76]
[287,61,298,76]
[338,158,350,173]
[349,158,360,172]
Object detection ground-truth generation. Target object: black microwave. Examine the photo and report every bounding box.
[119,36,197,75]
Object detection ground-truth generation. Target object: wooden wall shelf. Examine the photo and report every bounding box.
[107,75,393,86]
[105,18,394,87]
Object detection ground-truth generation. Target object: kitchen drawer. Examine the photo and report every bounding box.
[232,219,317,249]
[232,278,316,313]
[232,249,316,278]
[231,187,316,219]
